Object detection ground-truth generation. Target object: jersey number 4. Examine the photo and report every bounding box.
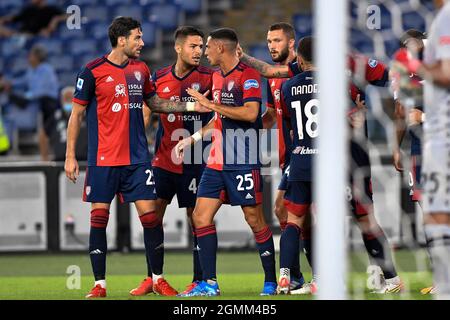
[291,99,319,140]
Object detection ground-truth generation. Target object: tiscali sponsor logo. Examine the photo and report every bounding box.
[167,113,176,122]
[112,102,122,112]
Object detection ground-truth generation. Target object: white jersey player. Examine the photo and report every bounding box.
[418,0,450,299]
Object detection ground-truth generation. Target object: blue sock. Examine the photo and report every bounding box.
[254,226,277,283]
[139,212,164,275]
[196,224,218,281]
[302,230,314,271]
[192,228,203,282]
[89,209,109,281]
[280,223,301,271]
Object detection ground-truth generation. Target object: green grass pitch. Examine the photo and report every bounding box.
[0,249,433,300]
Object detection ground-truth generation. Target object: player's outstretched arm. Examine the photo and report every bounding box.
[239,52,290,78]
[187,88,259,122]
[145,91,210,114]
[174,118,215,159]
[65,103,85,183]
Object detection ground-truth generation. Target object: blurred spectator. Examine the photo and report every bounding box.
[0,0,67,38]
[0,44,59,160]
[50,86,87,161]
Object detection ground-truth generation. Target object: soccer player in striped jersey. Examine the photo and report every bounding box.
[65,17,208,298]
[261,22,305,291]
[130,26,214,296]
[174,28,277,296]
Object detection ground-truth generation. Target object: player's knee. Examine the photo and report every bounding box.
[90,209,110,228]
[139,211,162,228]
[192,209,211,228]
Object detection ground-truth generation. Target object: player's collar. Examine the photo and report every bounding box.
[171,64,197,81]
[104,55,130,69]
[221,61,241,78]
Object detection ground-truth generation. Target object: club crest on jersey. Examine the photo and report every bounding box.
[368,59,378,68]
[167,113,176,123]
[134,71,142,81]
[227,80,234,91]
[76,78,84,90]
[191,82,200,91]
[115,84,126,97]
[244,79,259,90]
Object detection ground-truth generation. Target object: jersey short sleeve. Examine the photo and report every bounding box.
[242,68,262,104]
[436,7,450,60]
[143,64,156,100]
[73,67,95,105]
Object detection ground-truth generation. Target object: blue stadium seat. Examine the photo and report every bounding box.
[58,71,77,88]
[83,5,110,23]
[402,10,426,31]
[69,39,98,56]
[378,4,392,30]
[57,24,85,41]
[113,5,143,21]
[89,22,110,40]
[6,103,39,132]
[248,44,272,64]
[10,55,28,76]
[292,14,313,38]
[384,38,400,58]
[147,3,182,30]
[142,22,158,48]
[48,56,74,73]
[106,0,133,5]
[172,0,202,14]
[35,39,63,55]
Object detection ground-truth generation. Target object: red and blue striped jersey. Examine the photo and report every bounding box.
[266,59,300,169]
[208,62,263,171]
[73,56,155,167]
[151,65,214,173]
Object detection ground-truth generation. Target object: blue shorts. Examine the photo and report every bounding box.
[197,167,263,206]
[278,166,289,191]
[83,163,157,203]
[153,167,203,208]
[283,180,312,217]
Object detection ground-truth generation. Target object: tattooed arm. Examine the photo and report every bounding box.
[144,93,210,113]
[240,52,290,78]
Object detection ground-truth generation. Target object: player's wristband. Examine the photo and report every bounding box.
[186,101,195,112]
[421,112,426,123]
[192,131,202,143]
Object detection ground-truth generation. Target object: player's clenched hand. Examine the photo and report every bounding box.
[174,137,193,159]
[186,88,212,112]
[65,157,79,183]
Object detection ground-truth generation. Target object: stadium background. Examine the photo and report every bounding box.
[0,0,435,299]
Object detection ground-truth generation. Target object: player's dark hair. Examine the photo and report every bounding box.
[174,26,204,42]
[399,29,426,47]
[297,36,313,63]
[108,16,142,47]
[209,28,238,46]
[269,22,296,40]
